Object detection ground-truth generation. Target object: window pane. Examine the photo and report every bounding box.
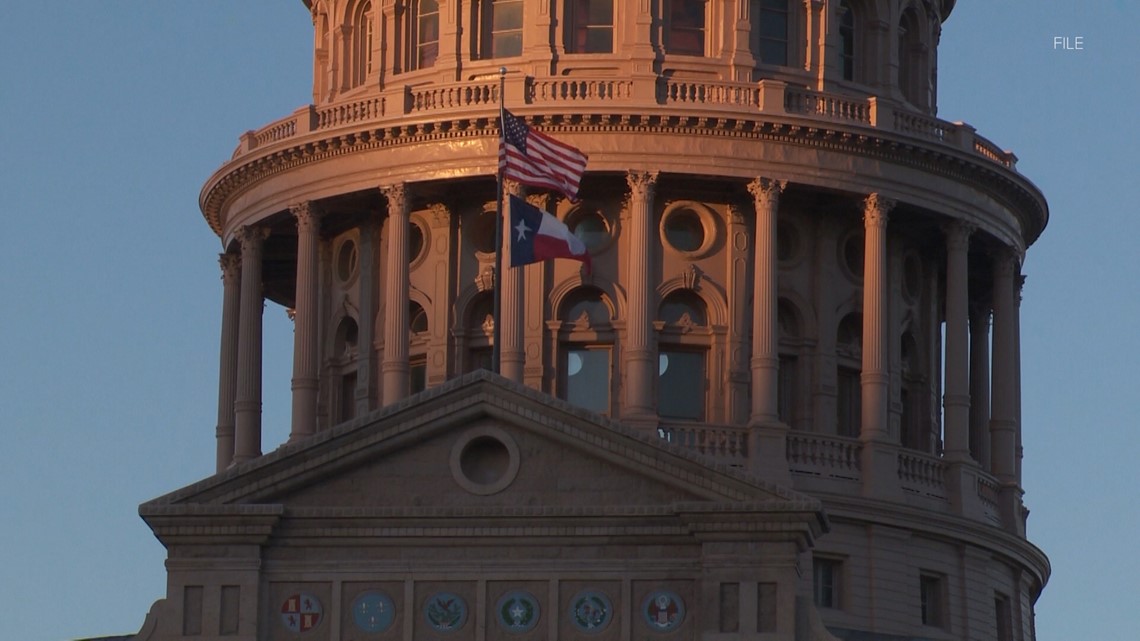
[658,350,705,420]
[410,359,427,394]
[584,28,613,53]
[493,32,522,57]
[493,1,523,30]
[760,40,787,66]
[565,348,610,413]
[588,0,613,23]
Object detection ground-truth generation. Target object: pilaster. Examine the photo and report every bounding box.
[989,248,1021,535]
[356,214,380,414]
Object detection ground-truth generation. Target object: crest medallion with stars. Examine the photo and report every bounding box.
[495,590,540,633]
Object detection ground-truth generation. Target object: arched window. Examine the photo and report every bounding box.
[751,0,789,66]
[566,0,614,53]
[351,1,374,88]
[556,288,614,414]
[898,8,922,105]
[657,290,710,420]
[409,301,429,394]
[406,0,440,71]
[478,0,523,59]
[838,1,856,81]
[665,0,706,56]
[835,313,862,437]
[332,317,360,423]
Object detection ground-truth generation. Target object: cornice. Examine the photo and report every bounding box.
[200,112,1046,249]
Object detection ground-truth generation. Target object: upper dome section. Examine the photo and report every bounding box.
[203,1,1043,248]
[301,0,951,113]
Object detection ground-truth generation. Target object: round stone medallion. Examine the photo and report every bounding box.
[568,590,613,633]
[351,591,396,633]
[641,590,685,632]
[280,592,322,633]
[496,590,541,633]
[423,592,468,632]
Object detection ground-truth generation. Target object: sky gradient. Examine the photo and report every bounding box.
[1,2,1135,640]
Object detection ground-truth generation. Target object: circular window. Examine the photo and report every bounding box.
[777,220,799,263]
[471,210,498,254]
[335,238,359,284]
[450,426,520,495]
[570,209,610,252]
[663,208,705,253]
[408,222,426,262]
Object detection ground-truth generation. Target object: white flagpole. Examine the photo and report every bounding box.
[492,66,507,375]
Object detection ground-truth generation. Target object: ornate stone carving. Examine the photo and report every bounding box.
[747,177,787,211]
[290,201,320,232]
[942,220,975,251]
[625,171,658,201]
[475,266,494,292]
[682,264,702,290]
[426,203,450,228]
[863,193,896,227]
[380,183,408,209]
[218,253,241,284]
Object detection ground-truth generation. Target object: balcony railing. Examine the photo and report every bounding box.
[231,75,1020,171]
[786,433,862,482]
[657,423,748,464]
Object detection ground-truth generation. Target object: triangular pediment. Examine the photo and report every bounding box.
[143,372,821,519]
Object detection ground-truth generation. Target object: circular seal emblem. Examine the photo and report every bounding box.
[351,591,396,633]
[569,590,613,633]
[496,590,540,633]
[423,592,468,632]
[642,590,685,632]
[280,592,322,633]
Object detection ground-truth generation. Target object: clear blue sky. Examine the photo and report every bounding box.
[0,2,1134,640]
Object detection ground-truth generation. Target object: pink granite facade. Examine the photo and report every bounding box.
[134,1,1048,639]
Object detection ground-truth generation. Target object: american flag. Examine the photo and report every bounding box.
[499,109,588,201]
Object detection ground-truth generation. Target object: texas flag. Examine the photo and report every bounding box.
[509,195,591,272]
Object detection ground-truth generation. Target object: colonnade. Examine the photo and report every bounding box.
[211,176,1025,531]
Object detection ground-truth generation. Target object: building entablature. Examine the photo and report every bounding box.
[201,96,1045,251]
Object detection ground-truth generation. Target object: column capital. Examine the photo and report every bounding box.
[504,178,525,197]
[380,182,409,209]
[625,170,659,200]
[235,224,270,247]
[218,252,241,284]
[942,220,975,250]
[290,201,321,230]
[991,247,1019,277]
[863,193,896,226]
[747,177,787,211]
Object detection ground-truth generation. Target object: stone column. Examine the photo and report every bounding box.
[969,305,991,469]
[1015,273,1025,489]
[989,249,1020,533]
[233,225,268,464]
[381,183,411,402]
[748,177,791,482]
[860,194,894,441]
[499,181,526,383]
[215,252,241,473]
[748,178,785,425]
[859,194,897,498]
[942,222,972,461]
[289,203,321,442]
[622,171,659,423]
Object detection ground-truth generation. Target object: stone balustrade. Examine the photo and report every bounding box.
[898,449,949,501]
[657,423,749,463]
[786,433,862,482]
[229,76,1020,174]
